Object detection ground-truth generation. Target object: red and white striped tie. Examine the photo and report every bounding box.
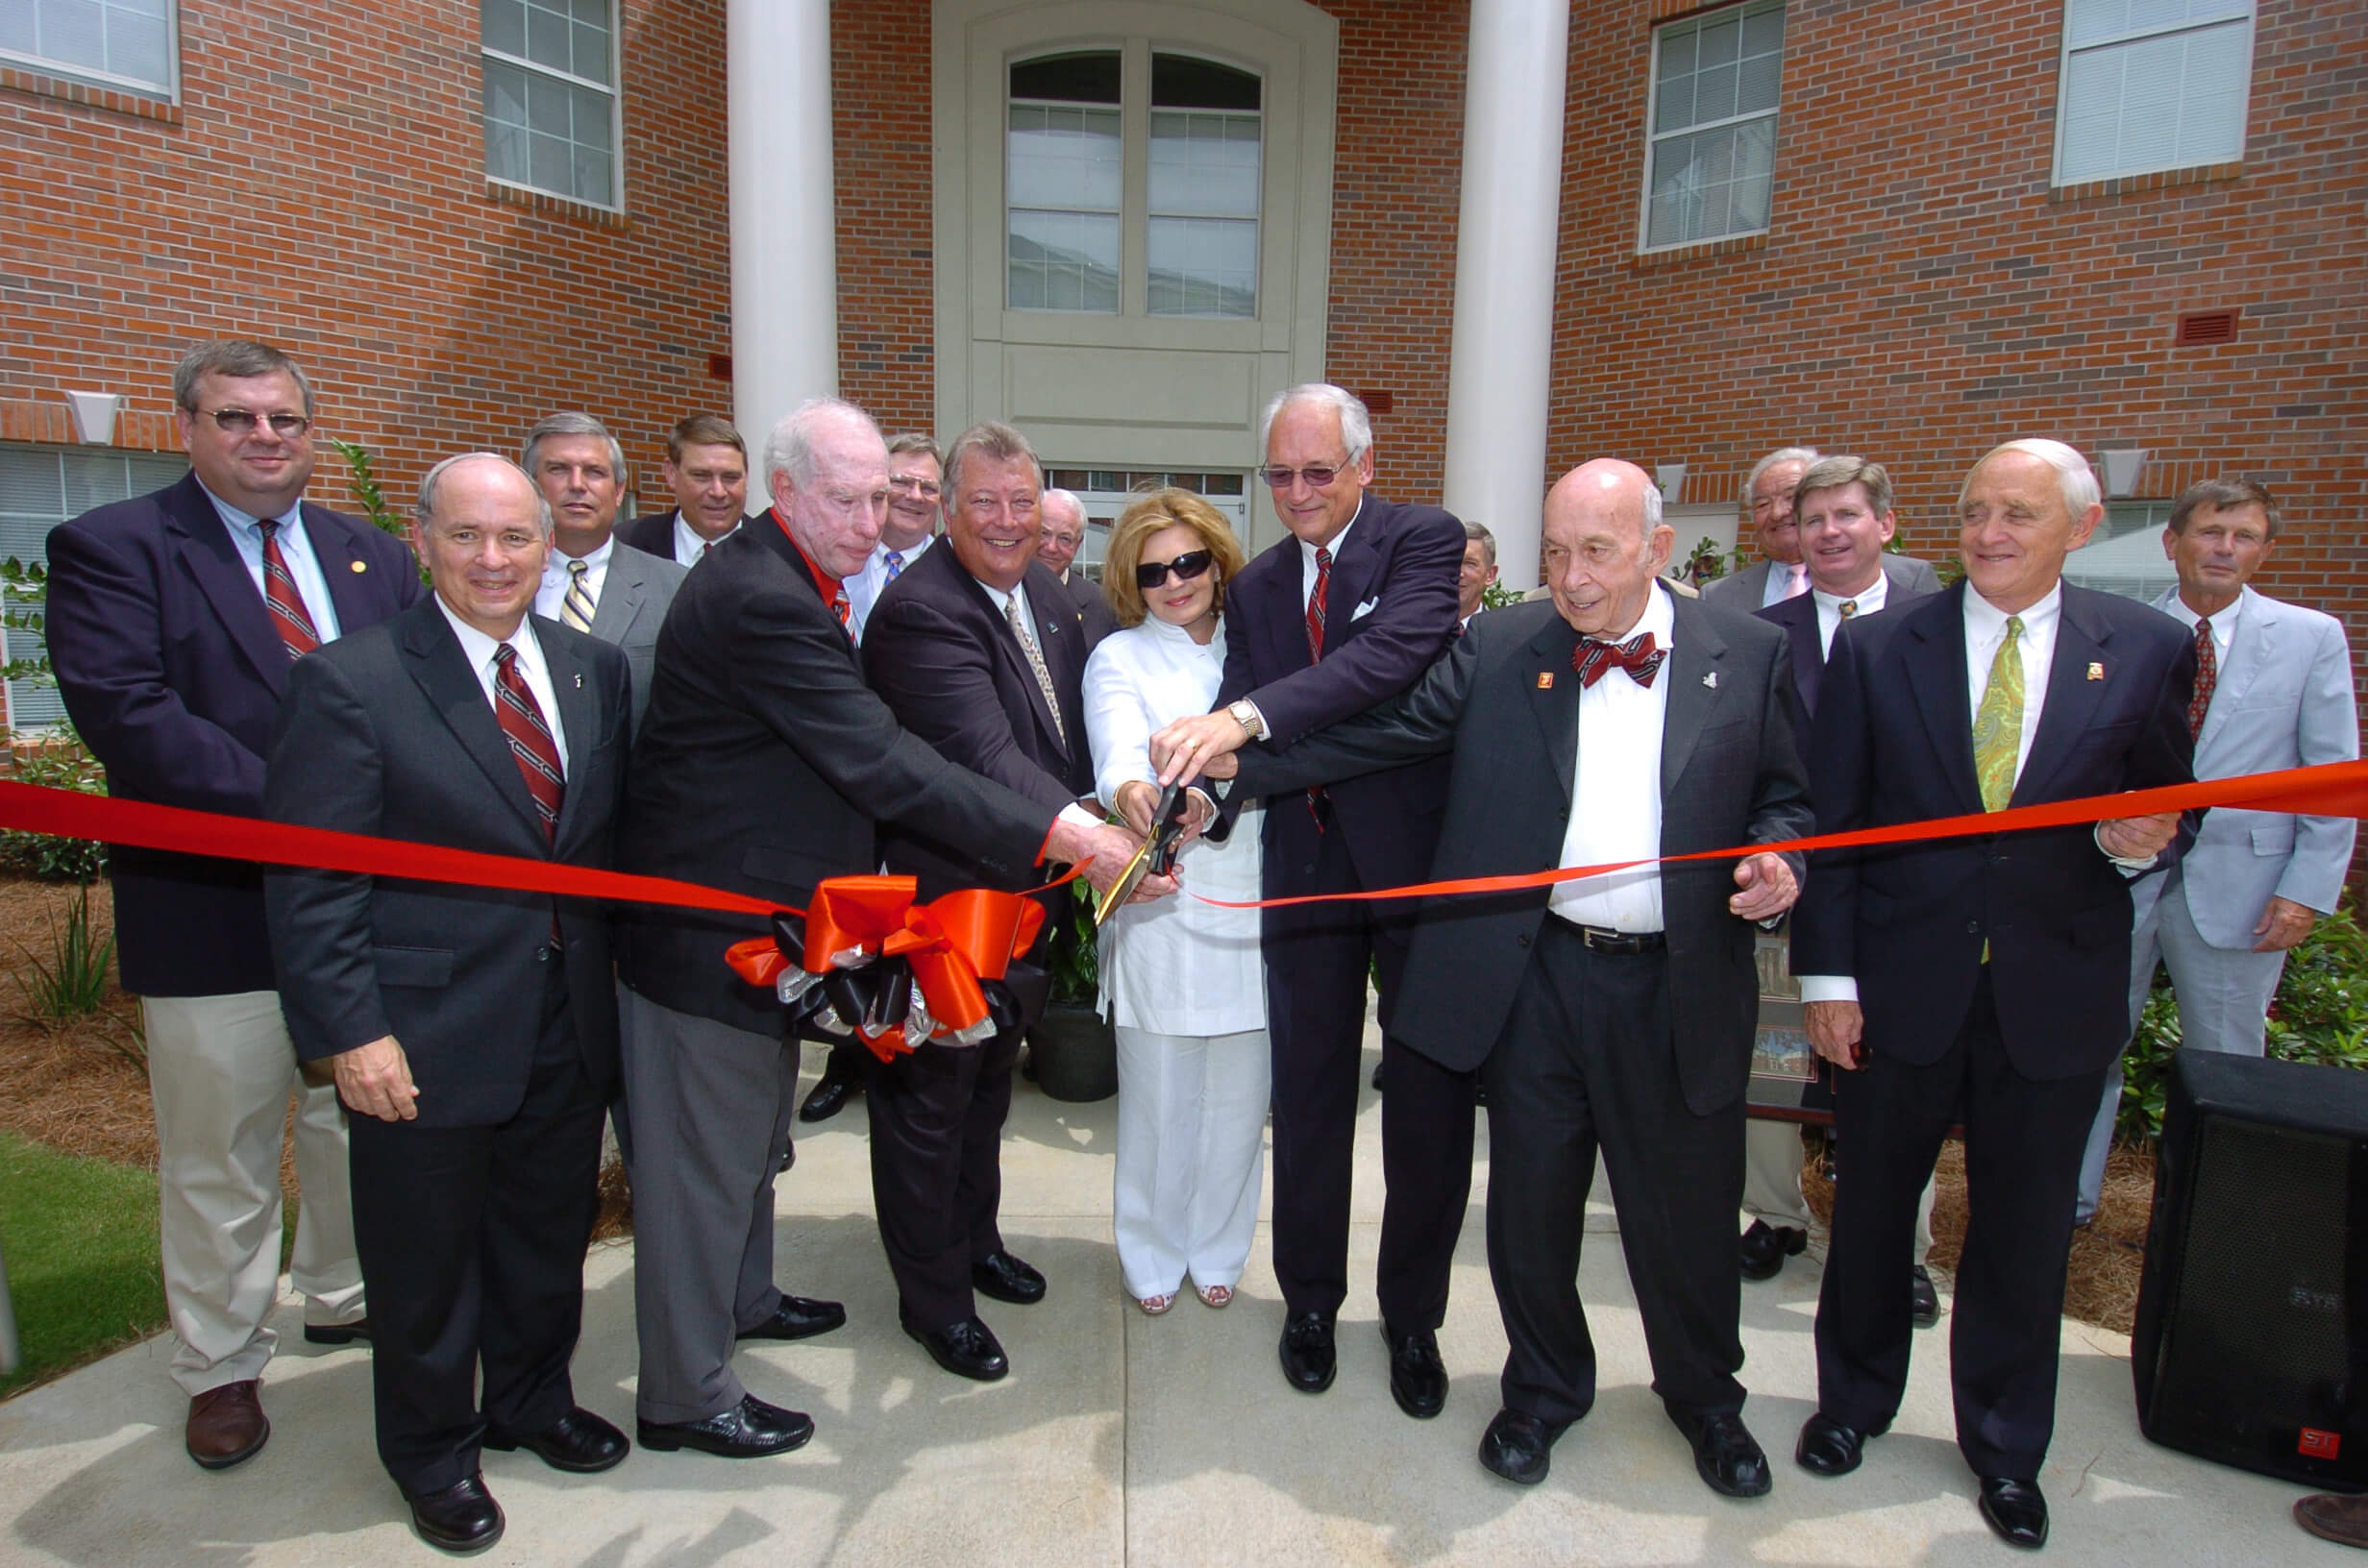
[258,520,320,659]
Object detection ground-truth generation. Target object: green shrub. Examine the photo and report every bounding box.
[0,730,107,884]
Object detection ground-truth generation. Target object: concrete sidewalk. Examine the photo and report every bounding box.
[0,1034,2342,1565]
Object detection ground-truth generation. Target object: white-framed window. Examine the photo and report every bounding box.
[0,444,189,728]
[480,0,622,208]
[2054,2,2254,185]
[1007,50,1264,318]
[0,0,177,97]
[1640,0,1785,253]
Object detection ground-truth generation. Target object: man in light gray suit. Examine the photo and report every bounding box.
[2076,478,2358,1222]
[523,411,688,738]
[1705,446,1940,609]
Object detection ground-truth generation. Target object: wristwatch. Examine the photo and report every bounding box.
[1227,699,1266,740]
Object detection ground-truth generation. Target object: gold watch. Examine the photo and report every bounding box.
[1227,699,1266,740]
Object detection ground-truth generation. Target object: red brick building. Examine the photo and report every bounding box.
[3,0,2359,727]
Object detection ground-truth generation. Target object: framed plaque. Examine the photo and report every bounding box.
[1746,933,1830,1123]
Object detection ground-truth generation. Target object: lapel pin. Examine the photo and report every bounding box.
[2087,661,2105,681]
[573,673,583,689]
[1537,672,1555,689]
[1703,671,1718,689]
[350,560,367,573]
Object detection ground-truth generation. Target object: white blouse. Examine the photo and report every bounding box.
[1081,614,1267,1036]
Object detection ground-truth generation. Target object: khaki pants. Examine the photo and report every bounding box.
[1743,1118,1934,1263]
[144,991,365,1396]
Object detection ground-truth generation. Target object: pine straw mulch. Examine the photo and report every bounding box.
[1802,1135,2159,1336]
[0,875,636,1242]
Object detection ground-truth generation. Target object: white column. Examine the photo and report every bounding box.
[1440,0,1570,589]
[728,0,840,453]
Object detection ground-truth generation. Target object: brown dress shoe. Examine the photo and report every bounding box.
[2295,1492,2368,1550]
[185,1380,270,1470]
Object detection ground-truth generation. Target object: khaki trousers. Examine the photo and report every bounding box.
[1742,1118,1934,1262]
[143,991,365,1396]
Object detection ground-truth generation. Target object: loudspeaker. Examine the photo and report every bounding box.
[2133,1049,2368,1491]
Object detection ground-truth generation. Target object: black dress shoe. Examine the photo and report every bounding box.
[907,1315,1009,1381]
[1673,1409,1771,1498]
[637,1393,815,1458]
[303,1318,370,1346]
[798,1073,858,1123]
[1383,1324,1446,1419]
[1478,1409,1566,1485]
[1910,1264,1940,1328]
[1739,1219,1808,1282]
[972,1250,1046,1305]
[1370,1061,1384,1091]
[1277,1311,1336,1394]
[738,1293,847,1341]
[1795,1410,1885,1477]
[1978,1476,2049,1549]
[407,1473,504,1555]
[483,1406,629,1473]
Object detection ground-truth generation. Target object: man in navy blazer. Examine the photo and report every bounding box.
[1149,384,1467,1416]
[45,339,420,1471]
[1789,440,2195,1551]
[617,412,751,566]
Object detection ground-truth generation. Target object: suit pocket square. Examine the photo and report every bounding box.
[1351,598,1379,621]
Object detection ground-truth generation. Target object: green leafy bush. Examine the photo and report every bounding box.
[0,730,107,884]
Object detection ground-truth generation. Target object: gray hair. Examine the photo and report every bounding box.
[1640,476,1665,535]
[943,421,1043,497]
[1793,455,1893,519]
[1462,520,1496,567]
[2168,477,2280,540]
[1042,487,1085,527]
[173,339,315,418]
[1963,438,2101,519]
[764,398,885,492]
[521,411,627,487]
[416,453,554,537]
[1741,446,1819,509]
[1259,383,1373,465]
[885,431,942,465]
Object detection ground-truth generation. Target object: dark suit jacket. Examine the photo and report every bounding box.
[864,546,1096,899]
[1065,570,1120,649]
[1790,582,2196,1078]
[1755,580,1935,723]
[1232,594,1813,1110]
[613,513,1059,1036]
[45,473,423,997]
[1217,495,1463,900]
[581,541,686,736]
[619,509,751,563]
[261,600,631,1128]
[1704,551,1942,610]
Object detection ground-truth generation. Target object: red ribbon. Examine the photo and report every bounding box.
[723,875,1048,1062]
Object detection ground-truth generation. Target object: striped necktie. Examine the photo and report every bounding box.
[257,520,320,659]
[560,558,596,632]
[491,645,565,842]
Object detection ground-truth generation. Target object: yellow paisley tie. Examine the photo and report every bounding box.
[1973,614,2025,812]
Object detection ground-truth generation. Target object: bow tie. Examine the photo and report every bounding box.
[1572,630,1666,690]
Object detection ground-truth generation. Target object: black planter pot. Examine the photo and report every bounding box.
[1027,1002,1118,1102]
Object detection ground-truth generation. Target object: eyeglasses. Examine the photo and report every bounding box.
[199,408,312,438]
[1135,550,1215,590]
[1260,460,1350,491]
[888,475,942,499]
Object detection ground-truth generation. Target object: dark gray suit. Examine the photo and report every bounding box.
[265,598,631,1496]
[1704,551,1940,610]
[582,541,686,737]
[1234,591,1811,1424]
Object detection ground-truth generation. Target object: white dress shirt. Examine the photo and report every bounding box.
[671,510,741,568]
[1811,573,1888,658]
[201,482,344,643]
[1761,559,1808,607]
[847,532,936,643]
[432,597,567,772]
[534,534,612,625]
[965,567,1099,833]
[2161,588,2240,659]
[1549,584,1675,934]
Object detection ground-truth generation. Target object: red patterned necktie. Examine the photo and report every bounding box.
[1301,545,1333,826]
[2187,617,2217,741]
[491,644,565,842]
[1572,631,1667,689]
[257,520,320,659]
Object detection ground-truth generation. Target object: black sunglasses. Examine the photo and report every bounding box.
[1135,550,1216,590]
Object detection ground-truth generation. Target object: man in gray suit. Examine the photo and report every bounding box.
[523,412,687,737]
[1706,446,1941,609]
[2075,478,2358,1221]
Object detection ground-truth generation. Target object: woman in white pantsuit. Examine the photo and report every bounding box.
[1082,489,1269,1316]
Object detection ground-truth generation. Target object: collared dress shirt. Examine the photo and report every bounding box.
[1549,583,1676,935]
[432,597,568,772]
[202,483,344,643]
[534,534,612,625]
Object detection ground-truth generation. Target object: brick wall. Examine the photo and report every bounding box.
[1547,0,2367,667]
[0,1,735,516]
[830,0,937,436]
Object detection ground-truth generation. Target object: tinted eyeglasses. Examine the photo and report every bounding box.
[198,408,312,438]
[1135,550,1216,590]
[1259,461,1346,491]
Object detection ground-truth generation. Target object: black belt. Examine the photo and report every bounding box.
[1558,921,1665,955]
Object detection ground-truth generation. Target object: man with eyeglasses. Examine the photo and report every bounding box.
[1147,383,1469,1420]
[620,413,752,567]
[45,338,423,1471]
[1037,486,1119,649]
[845,431,944,644]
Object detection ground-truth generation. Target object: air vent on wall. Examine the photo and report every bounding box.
[2175,309,2239,348]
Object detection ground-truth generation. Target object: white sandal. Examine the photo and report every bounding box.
[1195,1284,1233,1309]
[1136,1292,1175,1315]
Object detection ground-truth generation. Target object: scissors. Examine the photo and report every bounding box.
[1094,782,1192,925]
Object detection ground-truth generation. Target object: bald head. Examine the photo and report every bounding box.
[415,453,551,640]
[1542,460,1673,638]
